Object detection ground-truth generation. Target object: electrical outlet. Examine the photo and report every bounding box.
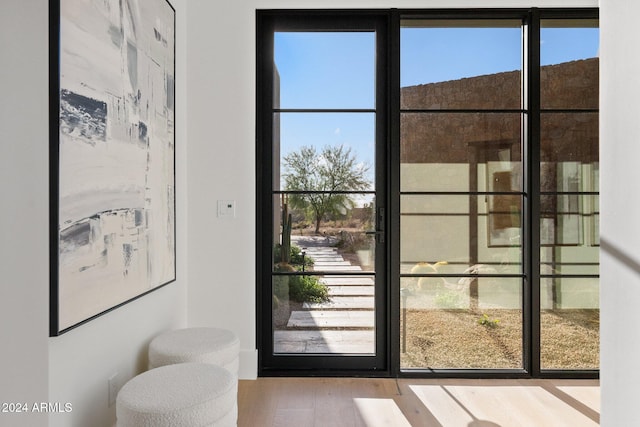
[108,373,120,407]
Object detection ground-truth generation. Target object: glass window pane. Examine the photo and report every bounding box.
[400,195,522,275]
[541,20,599,109]
[401,20,522,110]
[270,26,379,360]
[401,113,522,192]
[273,231,376,275]
[539,20,599,372]
[274,32,375,109]
[275,113,375,192]
[273,200,377,274]
[401,277,523,369]
[273,274,375,354]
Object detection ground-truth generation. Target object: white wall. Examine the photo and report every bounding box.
[1,1,187,426]
[185,0,599,381]
[600,0,640,425]
[48,284,187,427]
[0,2,50,426]
[48,0,189,426]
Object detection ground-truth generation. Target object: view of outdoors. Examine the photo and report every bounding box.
[271,31,378,355]
[268,18,599,371]
[400,19,598,370]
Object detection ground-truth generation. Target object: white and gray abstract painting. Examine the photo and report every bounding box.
[57,0,175,331]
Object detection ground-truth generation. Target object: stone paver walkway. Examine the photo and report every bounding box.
[273,235,375,354]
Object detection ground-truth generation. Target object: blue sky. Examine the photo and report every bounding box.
[275,32,377,188]
[540,27,600,65]
[275,32,375,109]
[401,27,522,87]
[274,25,599,190]
[401,26,599,87]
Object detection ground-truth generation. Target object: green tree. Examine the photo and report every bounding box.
[283,145,371,234]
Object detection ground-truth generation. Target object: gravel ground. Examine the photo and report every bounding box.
[401,308,599,370]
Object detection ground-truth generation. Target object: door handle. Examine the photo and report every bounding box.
[366,208,385,244]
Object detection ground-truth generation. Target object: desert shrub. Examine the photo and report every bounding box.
[289,275,329,303]
[273,262,328,303]
[477,313,500,328]
[273,244,314,268]
[289,245,313,267]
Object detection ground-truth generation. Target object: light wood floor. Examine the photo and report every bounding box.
[238,377,599,427]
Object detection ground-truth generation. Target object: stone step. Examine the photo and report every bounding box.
[313,261,352,266]
[327,286,375,296]
[315,265,363,272]
[305,254,344,262]
[309,255,344,261]
[274,330,375,354]
[304,248,338,253]
[305,253,344,262]
[287,310,375,329]
[322,277,374,286]
[303,296,374,310]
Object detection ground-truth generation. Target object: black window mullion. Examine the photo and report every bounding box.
[256,12,276,375]
[525,8,542,377]
[388,8,402,378]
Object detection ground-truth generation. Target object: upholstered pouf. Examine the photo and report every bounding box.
[116,362,237,427]
[148,327,240,377]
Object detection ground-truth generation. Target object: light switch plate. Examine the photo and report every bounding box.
[217,200,236,218]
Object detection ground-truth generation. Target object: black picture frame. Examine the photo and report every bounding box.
[50,0,176,336]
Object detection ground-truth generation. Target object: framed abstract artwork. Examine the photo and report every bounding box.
[49,0,176,335]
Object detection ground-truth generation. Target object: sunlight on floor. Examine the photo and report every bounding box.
[557,386,601,412]
[409,384,600,427]
[353,398,412,427]
[238,378,600,427]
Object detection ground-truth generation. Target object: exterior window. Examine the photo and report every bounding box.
[399,20,525,370]
[257,9,599,377]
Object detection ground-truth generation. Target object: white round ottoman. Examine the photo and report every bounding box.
[148,327,240,377]
[116,363,237,427]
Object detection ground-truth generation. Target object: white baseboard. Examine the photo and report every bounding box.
[238,349,258,379]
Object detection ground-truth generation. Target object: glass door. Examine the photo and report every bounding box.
[257,13,388,372]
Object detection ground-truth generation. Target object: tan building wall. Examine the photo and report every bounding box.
[400,58,599,165]
[399,58,599,309]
